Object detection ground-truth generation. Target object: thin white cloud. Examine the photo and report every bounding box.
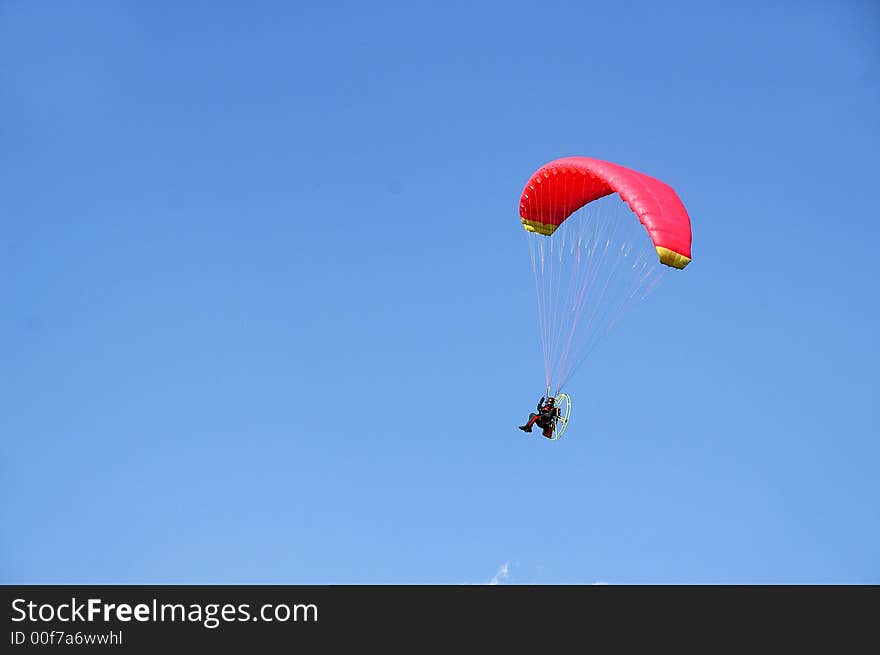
[489,562,510,585]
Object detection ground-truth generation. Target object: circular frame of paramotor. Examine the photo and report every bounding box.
[550,393,572,441]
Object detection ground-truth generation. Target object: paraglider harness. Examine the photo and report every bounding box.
[537,398,560,437]
[519,391,572,440]
[521,396,559,438]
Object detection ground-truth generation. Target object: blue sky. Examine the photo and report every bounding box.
[1,0,877,584]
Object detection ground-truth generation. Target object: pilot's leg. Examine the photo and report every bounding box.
[518,413,539,432]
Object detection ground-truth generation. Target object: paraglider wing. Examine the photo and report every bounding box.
[519,156,692,269]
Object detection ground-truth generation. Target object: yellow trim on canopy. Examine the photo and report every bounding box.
[521,217,559,236]
[656,246,691,269]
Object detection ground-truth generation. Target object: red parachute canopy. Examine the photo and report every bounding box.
[520,157,692,269]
